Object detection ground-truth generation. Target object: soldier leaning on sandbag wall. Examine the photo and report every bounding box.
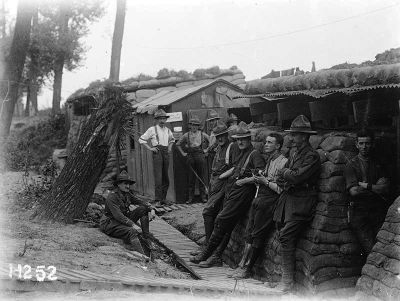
[271,115,321,293]
[344,129,390,257]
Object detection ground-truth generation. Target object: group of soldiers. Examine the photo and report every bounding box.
[99,109,390,294]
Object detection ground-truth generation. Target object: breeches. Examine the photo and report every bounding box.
[246,192,279,248]
[214,184,256,233]
[187,152,206,196]
[100,206,150,242]
[276,220,307,252]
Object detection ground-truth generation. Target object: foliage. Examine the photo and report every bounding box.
[2,114,68,171]
[17,159,58,210]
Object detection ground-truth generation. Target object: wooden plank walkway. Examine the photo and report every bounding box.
[149,210,271,289]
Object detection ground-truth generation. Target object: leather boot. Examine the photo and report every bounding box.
[128,236,145,255]
[191,216,214,256]
[272,249,295,293]
[190,226,224,264]
[203,215,215,245]
[238,243,252,268]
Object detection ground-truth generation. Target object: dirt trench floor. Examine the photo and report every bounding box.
[0,171,190,282]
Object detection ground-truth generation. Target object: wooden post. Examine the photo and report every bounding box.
[397,100,400,194]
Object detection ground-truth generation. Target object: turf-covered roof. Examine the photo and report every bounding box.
[245,63,400,95]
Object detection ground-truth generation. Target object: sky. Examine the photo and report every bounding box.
[10,0,400,109]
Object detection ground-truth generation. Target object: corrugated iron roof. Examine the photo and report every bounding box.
[134,79,243,114]
[234,83,400,100]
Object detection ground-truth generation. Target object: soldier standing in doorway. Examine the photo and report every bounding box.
[344,129,390,257]
[271,115,321,293]
[176,116,211,203]
[139,109,175,205]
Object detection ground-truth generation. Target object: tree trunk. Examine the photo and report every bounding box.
[52,54,64,114]
[109,0,126,82]
[0,0,6,38]
[28,5,39,116]
[52,3,69,115]
[0,1,33,138]
[25,85,30,117]
[33,88,131,223]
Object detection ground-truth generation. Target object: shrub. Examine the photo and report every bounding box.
[2,114,68,171]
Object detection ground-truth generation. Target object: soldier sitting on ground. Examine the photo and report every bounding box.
[344,129,390,257]
[231,132,288,279]
[99,171,156,255]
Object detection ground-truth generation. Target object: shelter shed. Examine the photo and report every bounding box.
[129,79,250,203]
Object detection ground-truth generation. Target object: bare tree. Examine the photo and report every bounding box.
[0,0,34,138]
[109,0,126,82]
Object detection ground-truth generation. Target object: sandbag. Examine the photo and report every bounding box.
[316,202,347,218]
[297,238,339,255]
[311,214,349,233]
[326,150,357,164]
[309,135,324,150]
[319,161,345,179]
[135,89,156,98]
[318,192,348,205]
[304,228,355,244]
[317,149,328,163]
[320,136,356,152]
[318,176,346,193]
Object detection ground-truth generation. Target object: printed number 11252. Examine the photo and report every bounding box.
[9,264,57,281]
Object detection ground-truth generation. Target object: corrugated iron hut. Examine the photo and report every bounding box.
[224,62,400,294]
[129,79,250,203]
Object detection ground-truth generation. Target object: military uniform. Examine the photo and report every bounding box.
[202,124,240,245]
[190,123,265,265]
[344,155,389,254]
[271,115,321,292]
[99,172,152,253]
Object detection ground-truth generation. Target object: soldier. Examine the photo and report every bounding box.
[139,109,175,205]
[271,115,321,293]
[190,122,265,266]
[232,132,288,279]
[176,116,211,203]
[344,129,390,257]
[205,109,221,148]
[190,123,239,266]
[227,113,239,141]
[99,171,155,255]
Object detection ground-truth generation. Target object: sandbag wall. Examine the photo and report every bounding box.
[223,131,367,293]
[356,196,400,301]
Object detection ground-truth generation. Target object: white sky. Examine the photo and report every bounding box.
[11,0,400,108]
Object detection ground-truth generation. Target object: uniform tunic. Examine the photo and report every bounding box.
[273,143,321,251]
[344,155,389,254]
[99,189,151,242]
[203,142,240,218]
[139,125,175,201]
[214,145,265,233]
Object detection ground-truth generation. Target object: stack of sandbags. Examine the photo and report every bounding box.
[356,196,400,300]
[100,148,128,183]
[295,133,364,293]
